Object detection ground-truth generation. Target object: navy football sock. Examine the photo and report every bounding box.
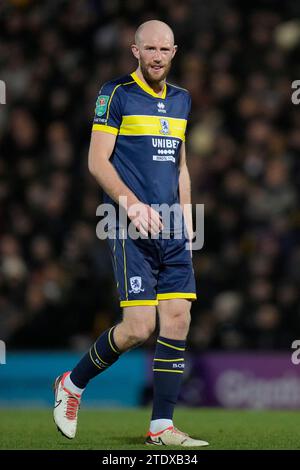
[70,326,121,389]
[151,336,186,420]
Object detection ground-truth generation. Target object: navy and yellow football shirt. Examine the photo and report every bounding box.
[92,71,191,215]
[92,72,196,306]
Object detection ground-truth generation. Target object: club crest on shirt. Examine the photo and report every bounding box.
[129,276,145,294]
[159,118,170,135]
[95,95,109,116]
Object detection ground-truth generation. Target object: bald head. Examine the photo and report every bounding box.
[135,20,175,47]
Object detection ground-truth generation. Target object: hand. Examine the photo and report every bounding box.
[127,202,164,237]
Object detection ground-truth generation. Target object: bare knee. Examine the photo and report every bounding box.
[118,319,155,349]
[114,306,156,351]
[127,323,154,344]
[160,310,191,338]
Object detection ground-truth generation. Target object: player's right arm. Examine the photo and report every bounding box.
[88,130,138,213]
[88,86,162,236]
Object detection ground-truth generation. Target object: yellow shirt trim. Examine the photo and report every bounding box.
[131,71,167,99]
[92,124,118,135]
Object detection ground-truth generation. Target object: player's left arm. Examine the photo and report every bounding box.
[179,142,194,245]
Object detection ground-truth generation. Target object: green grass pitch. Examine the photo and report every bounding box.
[0,408,299,450]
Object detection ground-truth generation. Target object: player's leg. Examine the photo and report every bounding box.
[152,298,191,425]
[53,230,159,439]
[69,305,156,392]
[68,305,156,387]
[146,298,208,446]
[145,235,208,446]
[113,305,156,350]
[149,298,190,433]
[66,231,158,391]
[66,305,156,390]
[54,305,156,438]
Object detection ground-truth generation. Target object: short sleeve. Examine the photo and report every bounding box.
[92,83,123,135]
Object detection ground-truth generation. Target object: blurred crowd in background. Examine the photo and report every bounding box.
[0,0,300,351]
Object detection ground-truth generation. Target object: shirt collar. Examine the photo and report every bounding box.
[131,71,167,99]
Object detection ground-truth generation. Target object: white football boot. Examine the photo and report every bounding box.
[145,426,209,447]
[53,371,81,439]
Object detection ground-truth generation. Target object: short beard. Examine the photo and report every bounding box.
[140,61,171,86]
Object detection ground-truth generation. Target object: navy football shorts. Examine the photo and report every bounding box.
[107,230,197,307]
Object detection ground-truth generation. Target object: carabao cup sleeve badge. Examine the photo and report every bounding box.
[95,95,109,116]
